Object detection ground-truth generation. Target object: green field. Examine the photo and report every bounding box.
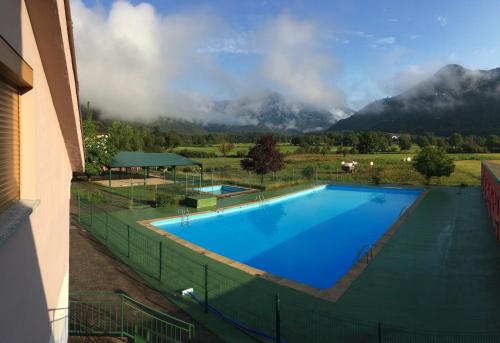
[190,152,500,187]
[174,143,299,156]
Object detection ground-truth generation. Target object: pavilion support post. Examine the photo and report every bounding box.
[108,168,112,188]
[173,166,177,183]
[200,165,204,184]
[143,167,147,186]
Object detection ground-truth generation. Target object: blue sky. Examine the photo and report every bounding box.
[74,0,500,118]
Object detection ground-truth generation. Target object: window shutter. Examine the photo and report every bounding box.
[0,78,20,212]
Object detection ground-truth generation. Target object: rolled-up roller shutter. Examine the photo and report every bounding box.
[0,78,19,212]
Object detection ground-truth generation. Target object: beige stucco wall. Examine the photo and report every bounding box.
[0,0,82,342]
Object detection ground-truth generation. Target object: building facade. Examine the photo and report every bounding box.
[0,0,83,342]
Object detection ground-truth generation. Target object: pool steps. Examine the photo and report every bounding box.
[177,207,190,226]
[354,244,374,265]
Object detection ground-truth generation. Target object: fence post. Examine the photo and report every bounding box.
[155,184,158,206]
[275,293,281,343]
[120,295,124,338]
[378,322,382,343]
[105,212,109,242]
[90,199,93,227]
[158,241,162,281]
[204,264,208,314]
[77,194,81,223]
[127,225,131,258]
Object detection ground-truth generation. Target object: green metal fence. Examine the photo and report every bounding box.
[69,291,195,342]
[75,195,500,343]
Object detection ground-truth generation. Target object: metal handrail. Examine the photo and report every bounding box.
[69,291,195,341]
[354,244,373,264]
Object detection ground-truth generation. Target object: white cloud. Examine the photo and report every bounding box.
[436,15,448,26]
[409,34,421,39]
[71,1,346,124]
[198,33,260,54]
[376,37,396,45]
[353,31,374,39]
[71,0,236,122]
[388,64,436,93]
[388,18,400,23]
[253,14,345,108]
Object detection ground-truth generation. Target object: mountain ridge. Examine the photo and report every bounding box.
[331,64,500,135]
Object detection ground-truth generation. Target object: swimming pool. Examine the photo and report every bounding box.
[195,184,251,196]
[152,185,423,289]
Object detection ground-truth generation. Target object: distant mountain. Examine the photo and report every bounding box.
[83,91,354,134]
[202,91,353,133]
[149,117,207,135]
[331,64,500,135]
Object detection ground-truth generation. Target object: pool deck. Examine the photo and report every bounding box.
[335,186,500,332]
[140,184,427,302]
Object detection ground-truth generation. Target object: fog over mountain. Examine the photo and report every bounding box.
[71,0,347,132]
[199,91,353,132]
[331,64,500,134]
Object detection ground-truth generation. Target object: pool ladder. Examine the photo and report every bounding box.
[354,244,374,265]
[178,207,190,226]
[399,205,408,217]
[256,194,265,206]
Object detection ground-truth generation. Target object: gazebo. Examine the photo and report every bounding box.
[106,151,202,187]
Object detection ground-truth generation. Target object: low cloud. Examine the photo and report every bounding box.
[253,13,345,109]
[71,1,345,124]
[72,0,226,122]
[387,64,436,94]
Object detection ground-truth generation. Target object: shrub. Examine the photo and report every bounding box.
[178,149,217,158]
[236,150,246,158]
[155,192,177,207]
[301,166,315,179]
[371,167,383,185]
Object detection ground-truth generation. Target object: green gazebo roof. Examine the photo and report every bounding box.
[107,151,201,168]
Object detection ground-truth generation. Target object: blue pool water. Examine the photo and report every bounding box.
[195,184,249,195]
[153,185,422,289]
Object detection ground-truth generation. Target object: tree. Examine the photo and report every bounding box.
[83,118,116,180]
[449,133,464,148]
[486,135,500,152]
[241,134,284,183]
[320,145,331,156]
[413,146,455,184]
[291,136,304,146]
[398,134,412,151]
[357,132,380,153]
[219,141,235,157]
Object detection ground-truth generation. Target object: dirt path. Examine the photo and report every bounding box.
[69,219,223,343]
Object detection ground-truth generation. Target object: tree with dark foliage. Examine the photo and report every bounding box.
[398,134,412,151]
[241,134,284,183]
[413,146,455,184]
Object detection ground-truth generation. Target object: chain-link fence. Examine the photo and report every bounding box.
[72,194,500,343]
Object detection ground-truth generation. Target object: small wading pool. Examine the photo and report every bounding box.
[152,185,423,289]
[195,184,252,196]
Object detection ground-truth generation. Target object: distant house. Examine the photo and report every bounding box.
[0,1,84,342]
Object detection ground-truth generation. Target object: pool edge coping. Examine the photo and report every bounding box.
[138,184,427,303]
